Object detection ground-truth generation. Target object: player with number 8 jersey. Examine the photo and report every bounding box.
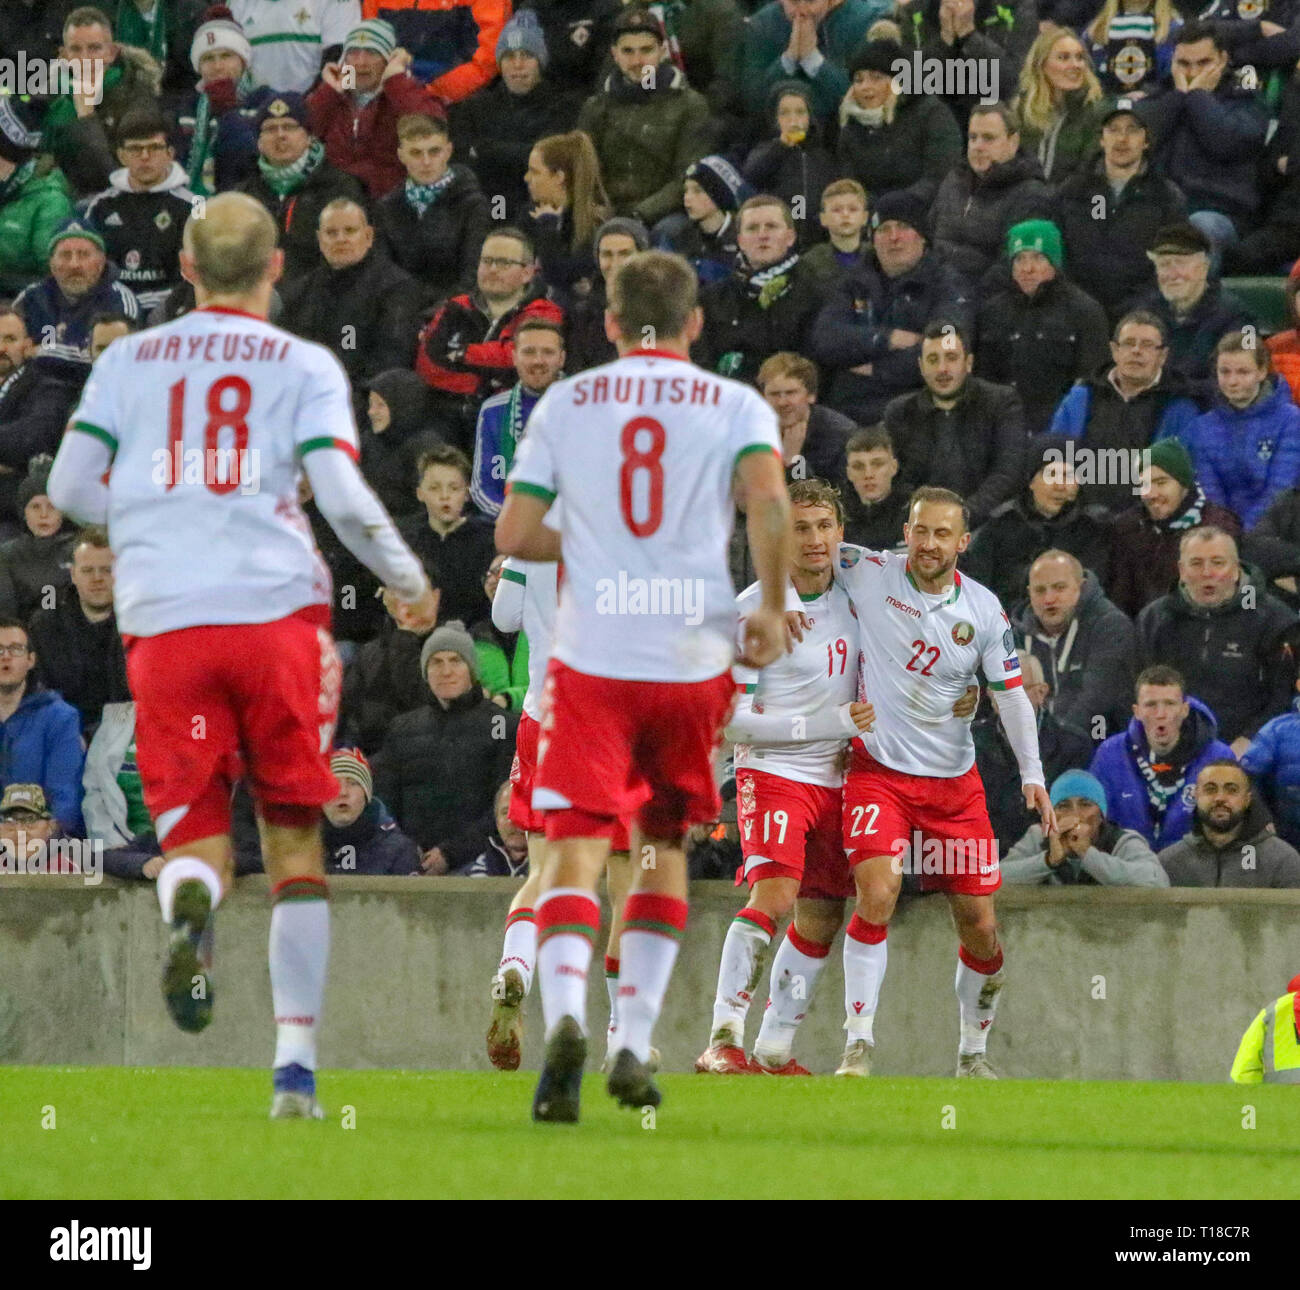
[47,193,434,1120]
[497,249,792,1123]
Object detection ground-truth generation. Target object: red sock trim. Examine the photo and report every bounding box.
[786,924,831,959]
[847,914,887,945]
[270,874,328,903]
[604,955,619,977]
[623,893,688,941]
[735,907,776,938]
[535,892,600,944]
[958,944,1003,975]
[505,907,535,929]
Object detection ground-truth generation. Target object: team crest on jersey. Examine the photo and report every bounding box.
[951,621,975,647]
[1258,438,1276,461]
[154,210,172,231]
[738,773,756,822]
[1002,627,1015,654]
[125,249,140,270]
[839,547,861,569]
[1112,42,1149,87]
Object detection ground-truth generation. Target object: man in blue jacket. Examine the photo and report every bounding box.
[0,616,85,834]
[1089,662,1235,851]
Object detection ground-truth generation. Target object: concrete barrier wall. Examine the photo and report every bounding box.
[1,876,1297,1081]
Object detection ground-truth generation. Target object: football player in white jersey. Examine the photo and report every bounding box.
[497,250,791,1122]
[484,553,641,1074]
[834,486,1055,1077]
[47,193,435,1119]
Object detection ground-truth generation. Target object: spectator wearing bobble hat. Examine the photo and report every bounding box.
[236,92,365,283]
[371,619,519,873]
[976,218,1110,435]
[0,95,74,296]
[308,18,440,199]
[653,154,747,287]
[1001,768,1168,886]
[322,747,422,875]
[449,12,581,224]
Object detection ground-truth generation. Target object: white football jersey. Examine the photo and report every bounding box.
[70,307,360,637]
[732,578,859,788]
[498,556,558,722]
[836,545,1023,777]
[507,350,782,682]
[229,0,360,93]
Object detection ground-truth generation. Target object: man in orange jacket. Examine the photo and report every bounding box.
[362,0,508,104]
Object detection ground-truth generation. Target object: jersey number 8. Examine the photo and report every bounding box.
[619,416,665,537]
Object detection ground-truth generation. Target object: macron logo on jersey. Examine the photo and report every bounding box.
[886,595,921,620]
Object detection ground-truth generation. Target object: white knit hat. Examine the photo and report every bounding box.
[190,5,253,75]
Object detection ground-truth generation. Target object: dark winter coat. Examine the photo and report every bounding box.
[0,529,76,620]
[0,364,77,528]
[1053,157,1188,320]
[515,0,621,96]
[882,375,1024,528]
[1128,281,1254,393]
[449,77,582,222]
[696,258,824,385]
[399,512,498,629]
[1136,81,1270,224]
[371,685,518,863]
[975,273,1112,434]
[930,151,1054,285]
[0,683,84,832]
[1013,571,1137,742]
[786,404,856,492]
[375,165,492,307]
[1106,485,1242,619]
[358,369,446,520]
[653,211,740,288]
[742,87,836,248]
[966,493,1115,613]
[13,265,140,387]
[1017,90,1113,187]
[338,624,430,755]
[522,205,598,301]
[1157,793,1300,887]
[564,276,617,373]
[1136,577,1296,742]
[843,486,910,551]
[834,94,963,209]
[1182,379,1300,532]
[897,0,1038,77]
[27,597,129,737]
[304,499,385,647]
[808,248,973,425]
[324,798,422,875]
[236,158,366,285]
[1088,696,1233,850]
[279,249,424,388]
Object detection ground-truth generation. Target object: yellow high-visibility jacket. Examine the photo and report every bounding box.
[1230,992,1300,1084]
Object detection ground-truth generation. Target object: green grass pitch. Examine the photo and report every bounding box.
[3,1068,1298,1199]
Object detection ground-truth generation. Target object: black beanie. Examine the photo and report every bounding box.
[849,39,902,79]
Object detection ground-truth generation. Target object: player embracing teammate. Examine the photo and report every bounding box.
[496,250,792,1123]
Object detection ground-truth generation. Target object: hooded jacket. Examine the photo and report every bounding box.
[0,683,85,833]
[1136,576,1296,742]
[1017,89,1113,186]
[82,162,200,313]
[1001,818,1168,886]
[1088,696,1233,849]
[0,528,76,620]
[1157,792,1300,887]
[1184,379,1300,532]
[1106,483,1241,619]
[743,83,836,247]
[1241,695,1300,850]
[324,797,422,875]
[929,151,1053,284]
[834,92,963,209]
[371,683,519,863]
[375,163,491,307]
[1053,156,1188,321]
[0,161,74,296]
[975,272,1112,434]
[576,65,711,225]
[1013,570,1136,741]
[359,369,445,520]
[808,247,973,425]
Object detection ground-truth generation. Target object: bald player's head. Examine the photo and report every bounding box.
[181,193,281,298]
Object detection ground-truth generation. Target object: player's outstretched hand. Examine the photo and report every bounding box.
[952,684,980,720]
[384,585,439,634]
[783,610,810,651]
[847,700,875,733]
[1024,783,1056,837]
[739,606,786,669]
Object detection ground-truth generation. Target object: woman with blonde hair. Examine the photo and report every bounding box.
[523,130,611,298]
[1083,0,1181,97]
[1015,25,1111,183]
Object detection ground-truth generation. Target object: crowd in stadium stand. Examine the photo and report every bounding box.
[6,0,1300,888]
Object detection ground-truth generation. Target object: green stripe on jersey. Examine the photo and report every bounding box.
[72,420,118,452]
[249,32,323,45]
[510,481,557,504]
[734,443,779,467]
[296,435,349,458]
[501,568,527,586]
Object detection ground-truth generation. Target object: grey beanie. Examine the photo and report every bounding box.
[420,620,480,684]
[593,215,650,255]
[497,10,549,68]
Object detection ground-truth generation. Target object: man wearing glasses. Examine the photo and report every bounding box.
[83,110,201,315]
[415,226,563,454]
[1047,308,1201,512]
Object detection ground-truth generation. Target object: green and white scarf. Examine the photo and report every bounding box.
[744,251,799,309]
[257,137,325,197]
[186,70,257,197]
[405,169,457,217]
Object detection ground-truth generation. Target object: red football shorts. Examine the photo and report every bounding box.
[510,711,631,850]
[535,660,734,840]
[842,745,1001,895]
[124,606,341,851]
[735,767,851,901]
